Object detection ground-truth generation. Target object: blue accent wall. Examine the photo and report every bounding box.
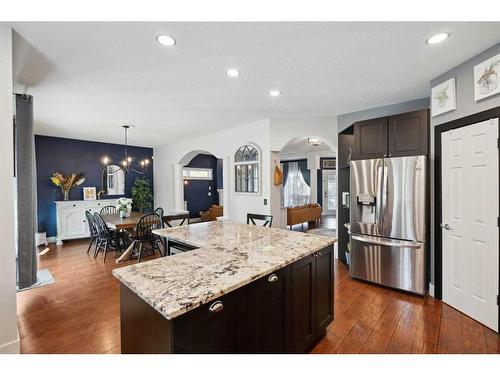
[184,154,221,218]
[35,135,153,237]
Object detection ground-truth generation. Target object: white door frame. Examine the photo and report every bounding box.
[440,116,499,332]
[322,169,336,215]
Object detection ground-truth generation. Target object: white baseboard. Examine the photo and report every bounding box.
[0,331,20,354]
[428,282,435,297]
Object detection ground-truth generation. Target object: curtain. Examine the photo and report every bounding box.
[297,159,310,186]
[283,161,311,207]
[282,162,289,187]
[15,94,38,289]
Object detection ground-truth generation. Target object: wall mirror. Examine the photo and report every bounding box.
[105,164,125,195]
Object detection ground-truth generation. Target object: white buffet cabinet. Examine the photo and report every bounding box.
[55,199,118,245]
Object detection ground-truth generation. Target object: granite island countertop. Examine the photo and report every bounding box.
[112,220,336,320]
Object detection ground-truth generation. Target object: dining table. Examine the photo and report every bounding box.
[101,211,144,231]
[105,210,191,263]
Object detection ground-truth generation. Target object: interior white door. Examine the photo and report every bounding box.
[442,118,499,332]
[322,169,337,215]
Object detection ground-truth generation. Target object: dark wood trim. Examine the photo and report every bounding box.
[433,106,500,333]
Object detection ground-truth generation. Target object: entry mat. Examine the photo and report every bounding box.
[17,269,55,292]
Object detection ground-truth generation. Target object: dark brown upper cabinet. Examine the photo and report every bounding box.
[351,109,429,160]
[387,109,428,157]
[352,117,388,160]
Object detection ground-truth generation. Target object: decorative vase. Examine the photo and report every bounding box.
[120,210,130,219]
[63,190,69,201]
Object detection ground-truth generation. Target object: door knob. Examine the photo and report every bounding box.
[441,223,452,230]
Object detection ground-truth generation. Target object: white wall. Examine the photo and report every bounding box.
[154,119,272,224]
[0,25,19,354]
[154,116,339,228]
[270,116,337,152]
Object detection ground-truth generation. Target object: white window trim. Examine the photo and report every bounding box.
[183,167,213,180]
[234,145,260,194]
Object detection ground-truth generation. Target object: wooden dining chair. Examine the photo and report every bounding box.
[100,205,118,215]
[130,213,165,263]
[93,212,127,262]
[247,213,273,227]
[154,207,164,219]
[85,210,99,255]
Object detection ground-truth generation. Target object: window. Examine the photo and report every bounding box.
[234,144,259,193]
[183,167,213,180]
[283,161,310,207]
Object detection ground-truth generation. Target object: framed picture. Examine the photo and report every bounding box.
[431,78,456,117]
[83,187,96,201]
[474,53,500,101]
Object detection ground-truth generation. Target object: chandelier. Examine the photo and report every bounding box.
[118,125,150,174]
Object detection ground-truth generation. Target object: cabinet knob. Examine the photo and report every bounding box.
[208,301,224,313]
[389,154,392,157]
[268,274,278,283]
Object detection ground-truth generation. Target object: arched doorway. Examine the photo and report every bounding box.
[177,150,224,222]
[278,136,337,233]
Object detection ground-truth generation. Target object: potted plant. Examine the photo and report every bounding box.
[131,177,153,212]
[116,198,133,218]
[50,172,86,201]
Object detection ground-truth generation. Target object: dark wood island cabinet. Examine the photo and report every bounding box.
[113,221,335,354]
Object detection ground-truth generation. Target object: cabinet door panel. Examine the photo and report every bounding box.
[248,266,291,353]
[290,254,316,353]
[352,117,388,160]
[388,109,428,157]
[60,207,87,237]
[173,288,247,353]
[315,246,334,335]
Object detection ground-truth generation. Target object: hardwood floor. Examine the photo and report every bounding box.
[289,214,336,232]
[312,260,500,354]
[17,238,499,354]
[17,240,161,354]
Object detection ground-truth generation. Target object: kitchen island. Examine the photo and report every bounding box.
[112,220,336,353]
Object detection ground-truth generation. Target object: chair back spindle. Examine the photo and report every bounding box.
[135,213,164,242]
[100,205,118,215]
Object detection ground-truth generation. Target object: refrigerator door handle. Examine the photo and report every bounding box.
[376,161,384,229]
[351,235,421,248]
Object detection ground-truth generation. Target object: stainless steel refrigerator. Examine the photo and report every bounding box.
[349,156,427,295]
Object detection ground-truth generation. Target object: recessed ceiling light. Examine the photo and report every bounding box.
[269,90,281,97]
[156,35,176,47]
[426,32,449,45]
[226,68,240,77]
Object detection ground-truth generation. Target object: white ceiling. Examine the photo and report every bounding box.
[11,22,500,147]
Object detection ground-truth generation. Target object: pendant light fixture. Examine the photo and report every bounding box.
[119,125,150,174]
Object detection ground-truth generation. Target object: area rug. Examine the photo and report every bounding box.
[17,269,55,292]
[307,228,337,238]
